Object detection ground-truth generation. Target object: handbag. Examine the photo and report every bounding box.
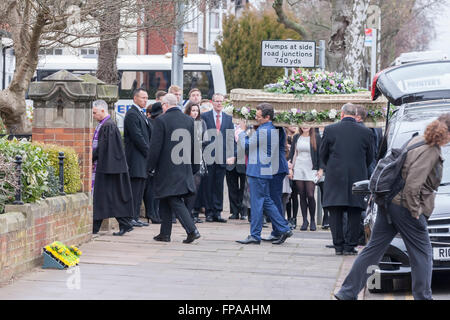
[199,157,208,177]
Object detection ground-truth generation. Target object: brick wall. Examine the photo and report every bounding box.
[32,127,94,193]
[0,193,92,285]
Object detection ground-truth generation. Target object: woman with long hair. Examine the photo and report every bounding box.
[289,126,322,231]
[184,102,208,223]
[335,113,450,300]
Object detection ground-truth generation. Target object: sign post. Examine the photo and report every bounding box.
[366,4,381,88]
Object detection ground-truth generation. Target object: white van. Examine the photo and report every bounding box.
[34,54,227,129]
[392,50,448,66]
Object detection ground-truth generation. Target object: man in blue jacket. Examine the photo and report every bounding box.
[235,103,293,245]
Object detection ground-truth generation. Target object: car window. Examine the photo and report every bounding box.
[388,62,450,94]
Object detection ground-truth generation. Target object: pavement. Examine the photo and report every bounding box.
[0,216,359,300]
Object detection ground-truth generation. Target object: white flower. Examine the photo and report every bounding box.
[224,105,234,115]
[311,109,318,117]
[241,107,249,116]
[291,108,297,114]
[329,109,337,119]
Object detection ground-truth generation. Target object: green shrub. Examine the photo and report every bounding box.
[0,138,51,203]
[0,152,17,213]
[35,143,82,194]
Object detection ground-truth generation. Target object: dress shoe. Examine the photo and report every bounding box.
[206,216,214,222]
[300,220,309,231]
[172,218,177,224]
[335,250,343,255]
[326,244,335,249]
[310,220,316,231]
[229,214,239,219]
[137,220,149,227]
[131,220,143,227]
[148,217,162,224]
[321,224,330,230]
[113,226,133,236]
[153,234,170,242]
[343,248,358,256]
[290,218,297,229]
[236,235,260,244]
[272,230,293,245]
[194,217,203,223]
[213,217,227,223]
[183,230,201,243]
[240,215,247,220]
[261,235,280,242]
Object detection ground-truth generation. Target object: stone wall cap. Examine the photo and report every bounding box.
[43,70,83,82]
[79,74,106,85]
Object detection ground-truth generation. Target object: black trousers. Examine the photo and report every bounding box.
[337,203,432,300]
[130,177,146,221]
[205,164,226,218]
[328,206,362,252]
[143,176,160,220]
[159,196,196,237]
[93,217,132,233]
[185,172,203,217]
[225,168,246,217]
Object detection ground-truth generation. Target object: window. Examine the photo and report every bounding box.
[118,70,214,100]
[39,48,64,55]
[80,48,98,55]
[211,12,220,29]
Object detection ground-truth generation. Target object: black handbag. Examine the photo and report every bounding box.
[199,158,208,176]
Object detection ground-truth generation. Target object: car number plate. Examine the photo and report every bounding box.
[433,247,450,261]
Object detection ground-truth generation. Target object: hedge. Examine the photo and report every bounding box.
[34,143,82,194]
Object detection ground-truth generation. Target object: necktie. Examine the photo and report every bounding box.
[216,114,221,132]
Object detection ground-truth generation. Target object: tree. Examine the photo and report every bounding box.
[0,0,204,134]
[273,0,370,86]
[215,8,301,90]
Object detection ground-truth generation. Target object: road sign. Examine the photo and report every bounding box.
[367,5,381,29]
[365,28,373,47]
[261,40,316,68]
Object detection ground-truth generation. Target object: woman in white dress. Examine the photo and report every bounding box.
[288,127,323,231]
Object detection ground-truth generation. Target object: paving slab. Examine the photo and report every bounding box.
[0,217,349,300]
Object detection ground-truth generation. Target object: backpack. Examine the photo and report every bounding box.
[369,137,426,208]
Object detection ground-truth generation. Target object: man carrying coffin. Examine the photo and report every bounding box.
[92,100,134,236]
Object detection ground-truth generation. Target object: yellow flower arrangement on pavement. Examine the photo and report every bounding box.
[43,241,82,268]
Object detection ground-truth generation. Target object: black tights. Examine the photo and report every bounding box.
[286,181,299,220]
[295,180,316,222]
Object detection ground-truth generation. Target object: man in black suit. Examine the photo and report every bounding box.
[148,93,200,243]
[124,88,150,228]
[201,93,235,223]
[319,103,374,256]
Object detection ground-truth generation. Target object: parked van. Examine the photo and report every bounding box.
[33,54,227,129]
[392,50,448,66]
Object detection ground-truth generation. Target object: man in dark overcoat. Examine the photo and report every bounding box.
[124,88,150,227]
[319,103,374,255]
[92,100,134,236]
[148,93,201,244]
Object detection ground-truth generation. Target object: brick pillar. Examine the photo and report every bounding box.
[28,70,97,193]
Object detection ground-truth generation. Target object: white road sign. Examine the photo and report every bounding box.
[261,40,316,68]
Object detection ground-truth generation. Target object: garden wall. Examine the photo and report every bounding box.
[0,193,92,284]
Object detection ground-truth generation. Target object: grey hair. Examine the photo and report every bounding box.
[341,103,357,116]
[162,93,178,107]
[93,100,108,112]
[212,93,224,101]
